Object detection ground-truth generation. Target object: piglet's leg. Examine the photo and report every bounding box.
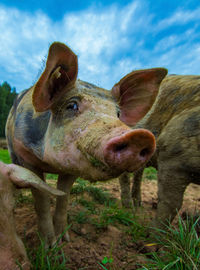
[31,171,55,248]
[53,174,75,241]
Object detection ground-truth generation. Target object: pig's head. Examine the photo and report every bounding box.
[32,42,167,181]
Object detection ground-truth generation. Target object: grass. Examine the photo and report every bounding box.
[25,232,69,270]
[0,148,11,163]
[46,174,58,180]
[143,166,157,180]
[71,178,116,206]
[70,178,147,241]
[93,205,135,227]
[139,215,200,270]
[16,191,33,205]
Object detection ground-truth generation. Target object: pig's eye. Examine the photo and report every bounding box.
[66,101,79,111]
[117,111,120,118]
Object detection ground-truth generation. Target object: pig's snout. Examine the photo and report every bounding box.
[104,129,156,172]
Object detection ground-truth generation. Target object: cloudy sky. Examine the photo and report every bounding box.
[0,0,200,92]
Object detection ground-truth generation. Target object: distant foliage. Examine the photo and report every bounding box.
[0,82,17,137]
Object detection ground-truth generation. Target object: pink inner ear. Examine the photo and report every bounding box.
[119,86,154,126]
[117,81,157,126]
[120,104,151,126]
[33,42,78,112]
[112,68,167,126]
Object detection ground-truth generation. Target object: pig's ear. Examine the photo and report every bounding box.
[33,42,78,112]
[0,162,65,196]
[112,68,167,126]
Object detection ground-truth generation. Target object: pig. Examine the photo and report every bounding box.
[6,42,167,246]
[119,74,200,229]
[0,161,65,270]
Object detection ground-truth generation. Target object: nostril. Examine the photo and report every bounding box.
[140,147,150,157]
[114,142,128,152]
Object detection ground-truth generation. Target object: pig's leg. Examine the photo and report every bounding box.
[53,174,76,241]
[131,168,144,206]
[30,170,55,247]
[119,172,133,208]
[153,162,188,229]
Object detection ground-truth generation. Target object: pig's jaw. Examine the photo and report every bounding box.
[43,135,117,181]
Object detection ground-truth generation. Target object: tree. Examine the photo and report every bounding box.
[0,82,17,137]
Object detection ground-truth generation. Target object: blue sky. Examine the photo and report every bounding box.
[0,0,200,92]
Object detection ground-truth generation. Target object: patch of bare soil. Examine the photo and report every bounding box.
[14,179,200,270]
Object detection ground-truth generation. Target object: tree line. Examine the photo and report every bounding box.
[0,82,17,138]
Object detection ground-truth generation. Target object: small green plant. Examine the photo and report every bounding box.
[99,256,114,270]
[72,210,90,224]
[140,215,200,270]
[93,205,136,229]
[0,149,11,163]
[46,174,58,180]
[143,167,157,180]
[71,178,116,206]
[86,185,116,206]
[125,217,147,241]
[99,243,114,270]
[78,198,97,213]
[71,178,88,195]
[16,192,33,205]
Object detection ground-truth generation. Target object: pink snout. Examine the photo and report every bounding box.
[103,129,156,172]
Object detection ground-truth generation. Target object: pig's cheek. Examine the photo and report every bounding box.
[43,133,87,173]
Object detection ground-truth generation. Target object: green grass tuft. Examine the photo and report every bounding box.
[143,167,157,180]
[140,215,200,270]
[71,178,116,206]
[25,231,70,270]
[72,210,90,224]
[0,149,11,163]
[16,192,33,205]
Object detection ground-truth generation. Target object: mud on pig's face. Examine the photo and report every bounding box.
[33,42,167,180]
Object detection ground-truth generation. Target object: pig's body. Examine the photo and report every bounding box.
[0,170,28,270]
[0,161,65,270]
[6,42,167,245]
[120,75,200,228]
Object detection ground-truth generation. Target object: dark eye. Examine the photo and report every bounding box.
[117,111,120,118]
[66,101,79,111]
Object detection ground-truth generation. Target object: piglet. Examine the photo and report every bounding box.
[0,161,65,270]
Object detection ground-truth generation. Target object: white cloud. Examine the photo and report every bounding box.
[156,7,200,31]
[0,1,150,91]
[154,28,196,52]
[0,1,200,92]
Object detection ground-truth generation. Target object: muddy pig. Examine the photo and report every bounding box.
[119,75,200,228]
[0,161,65,270]
[6,42,167,246]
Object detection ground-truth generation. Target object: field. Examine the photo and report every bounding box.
[0,146,200,269]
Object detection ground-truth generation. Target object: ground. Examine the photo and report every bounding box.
[14,177,200,270]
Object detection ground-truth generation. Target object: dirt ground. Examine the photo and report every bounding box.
[14,178,200,270]
[0,139,7,149]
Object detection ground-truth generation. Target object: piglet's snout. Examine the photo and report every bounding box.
[103,129,156,172]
